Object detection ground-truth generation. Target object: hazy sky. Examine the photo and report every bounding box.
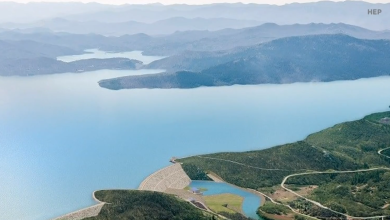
[1,0,389,5]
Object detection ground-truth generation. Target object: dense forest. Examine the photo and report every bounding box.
[382,148,390,157]
[286,170,390,217]
[181,164,212,181]
[83,190,219,220]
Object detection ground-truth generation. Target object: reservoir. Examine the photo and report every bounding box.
[190,181,262,219]
[0,51,389,220]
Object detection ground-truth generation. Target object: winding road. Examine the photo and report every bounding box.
[198,148,390,220]
[281,167,390,220]
[197,156,304,171]
[378,147,390,159]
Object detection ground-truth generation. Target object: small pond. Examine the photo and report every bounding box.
[190,180,262,219]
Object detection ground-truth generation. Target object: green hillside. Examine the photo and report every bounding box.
[83,190,218,220]
[178,111,390,188]
[286,170,390,217]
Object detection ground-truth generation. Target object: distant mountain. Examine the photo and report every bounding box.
[0,17,263,36]
[141,22,390,57]
[1,2,389,30]
[0,32,110,51]
[0,40,81,59]
[1,24,390,78]
[0,2,112,23]
[63,2,390,30]
[3,22,388,57]
[98,34,390,90]
[0,40,141,76]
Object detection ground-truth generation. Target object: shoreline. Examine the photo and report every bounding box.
[53,162,266,220]
[191,179,266,207]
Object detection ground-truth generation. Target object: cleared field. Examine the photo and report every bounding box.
[204,193,244,214]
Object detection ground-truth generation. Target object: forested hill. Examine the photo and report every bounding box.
[178,111,390,188]
[99,34,390,90]
[178,111,390,218]
[83,190,219,220]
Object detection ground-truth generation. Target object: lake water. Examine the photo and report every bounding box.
[190,181,261,219]
[1,51,390,220]
[57,49,165,64]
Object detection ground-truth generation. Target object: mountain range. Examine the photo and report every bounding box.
[2,22,390,86]
[0,17,263,36]
[1,23,389,57]
[98,34,390,89]
[0,2,389,30]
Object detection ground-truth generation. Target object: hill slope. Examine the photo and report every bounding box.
[83,190,217,220]
[178,111,390,188]
[99,35,390,89]
[1,23,389,57]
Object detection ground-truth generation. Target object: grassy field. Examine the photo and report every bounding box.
[204,193,244,214]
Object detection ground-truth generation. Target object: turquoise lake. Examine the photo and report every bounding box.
[190,181,261,219]
[1,51,390,220]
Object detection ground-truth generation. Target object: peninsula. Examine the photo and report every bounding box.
[178,111,390,219]
[98,35,390,90]
[53,111,390,220]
